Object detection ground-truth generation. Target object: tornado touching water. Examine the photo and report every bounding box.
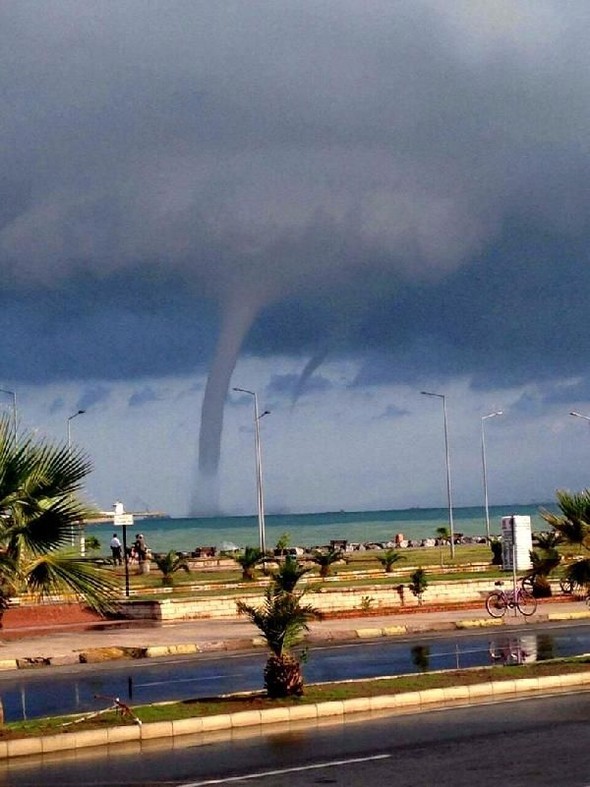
[191,291,266,515]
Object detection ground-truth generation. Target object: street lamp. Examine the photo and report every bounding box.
[233,388,270,554]
[570,411,590,423]
[0,387,18,443]
[67,409,86,451]
[481,411,503,541]
[421,390,455,558]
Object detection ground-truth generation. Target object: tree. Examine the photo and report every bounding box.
[376,549,406,574]
[271,555,311,592]
[310,547,346,579]
[0,418,118,625]
[409,568,428,605]
[84,535,101,554]
[152,550,190,587]
[236,583,322,697]
[274,532,291,554]
[541,489,590,593]
[234,546,264,580]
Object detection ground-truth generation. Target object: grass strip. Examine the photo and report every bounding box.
[3,657,590,741]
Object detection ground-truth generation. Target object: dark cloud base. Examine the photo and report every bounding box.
[2,218,588,395]
[0,270,218,383]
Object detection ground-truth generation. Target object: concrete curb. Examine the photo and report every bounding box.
[547,611,590,621]
[5,611,590,670]
[4,671,590,760]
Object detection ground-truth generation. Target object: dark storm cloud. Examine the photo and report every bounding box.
[266,373,333,398]
[0,272,217,382]
[76,384,111,411]
[128,386,160,408]
[1,1,589,389]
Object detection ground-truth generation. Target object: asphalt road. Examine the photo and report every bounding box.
[2,690,590,786]
[3,620,590,722]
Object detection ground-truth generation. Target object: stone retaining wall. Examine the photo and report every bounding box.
[117,578,498,621]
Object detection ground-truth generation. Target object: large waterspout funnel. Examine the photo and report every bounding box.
[191,292,264,515]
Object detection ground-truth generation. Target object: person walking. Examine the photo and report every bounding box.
[110,533,123,565]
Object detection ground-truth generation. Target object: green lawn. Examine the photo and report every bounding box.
[111,543,498,599]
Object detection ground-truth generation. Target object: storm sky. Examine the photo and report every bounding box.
[2,1,590,518]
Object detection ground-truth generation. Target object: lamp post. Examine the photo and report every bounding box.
[0,387,18,443]
[421,391,455,558]
[233,388,270,554]
[67,409,86,452]
[570,411,590,423]
[481,411,503,541]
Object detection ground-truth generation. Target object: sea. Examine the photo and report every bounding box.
[85,503,556,555]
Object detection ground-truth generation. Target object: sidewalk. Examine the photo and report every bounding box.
[2,597,589,670]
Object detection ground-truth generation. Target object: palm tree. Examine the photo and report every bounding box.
[310,547,346,579]
[152,550,190,586]
[541,489,590,592]
[234,546,264,580]
[271,555,311,592]
[0,418,118,625]
[237,585,322,697]
[376,549,406,574]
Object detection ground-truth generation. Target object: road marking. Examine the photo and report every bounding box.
[178,753,391,785]
[136,674,243,688]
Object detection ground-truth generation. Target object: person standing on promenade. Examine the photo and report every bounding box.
[134,533,149,573]
[110,533,123,565]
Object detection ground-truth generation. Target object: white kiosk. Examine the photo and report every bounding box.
[501,515,533,572]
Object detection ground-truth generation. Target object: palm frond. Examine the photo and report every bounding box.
[237,587,322,656]
[564,558,590,590]
[24,554,119,614]
[271,556,311,593]
[0,419,111,619]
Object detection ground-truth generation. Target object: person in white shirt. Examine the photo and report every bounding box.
[110,533,123,565]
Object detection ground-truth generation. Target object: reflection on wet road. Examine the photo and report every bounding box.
[2,623,590,722]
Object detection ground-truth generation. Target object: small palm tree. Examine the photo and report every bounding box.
[541,489,590,592]
[0,417,118,624]
[237,586,322,697]
[311,547,345,579]
[152,550,190,587]
[271,555,311,592]
[376,549,406,574]
[234,546,264,581]
[525,547,561,597]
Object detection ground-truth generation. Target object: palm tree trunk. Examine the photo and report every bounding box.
[264,653,304,698]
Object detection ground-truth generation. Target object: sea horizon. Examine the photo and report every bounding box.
[85,501,558,556]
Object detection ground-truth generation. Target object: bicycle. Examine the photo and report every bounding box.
[485,581,537,618]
